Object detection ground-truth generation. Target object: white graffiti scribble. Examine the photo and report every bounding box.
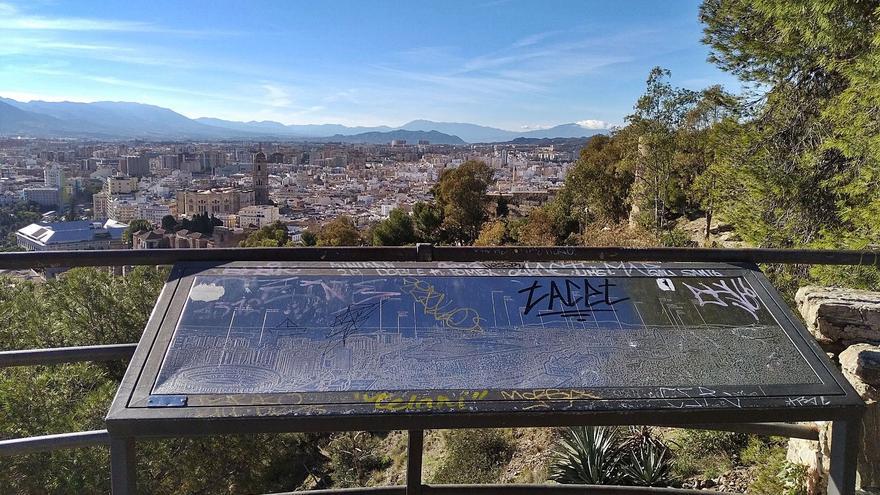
[683,278,761,321]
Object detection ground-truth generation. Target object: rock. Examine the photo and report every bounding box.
[856,404,880,490]
[840,344,880,399]
[788,421,832,495]
[796,286,880,350]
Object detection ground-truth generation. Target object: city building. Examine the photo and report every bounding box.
[106,197,141,224]
[253,150,269,205]
[132,226,247,249]
[20,187,60,208]
[120,155,150,177]
[175,187,254,217]
[106,174,138,194]
[16,219,128,251]
[44,165,65,189]
[236,205,280,229]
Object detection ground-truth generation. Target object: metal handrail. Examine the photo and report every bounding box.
[0,343,137,367]
[0,245,878,269]
[270,486,739,495]
[0,430,110,456]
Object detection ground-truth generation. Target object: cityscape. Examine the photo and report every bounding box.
[1,132,581,259]
[2,1,880,494]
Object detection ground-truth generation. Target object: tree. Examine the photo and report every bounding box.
[474,219,508,246]
[123,219,153,245]
[300,230,317,246]
[179,212,222,236]
[623,67,700,231]
[240,221,292,247]
[698,0,880,288]
[317,216,361,246]
[412,201,443,243]
[434,160,494,245]
[563,134,633,226]
[371,208,417,246]
[160,214,178,231]
[513,207,561,246]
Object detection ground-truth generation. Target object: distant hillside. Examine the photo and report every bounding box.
[0,97,606,142]
[320,129,465,145]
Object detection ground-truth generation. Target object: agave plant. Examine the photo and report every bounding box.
[620,426,675,487]
[549,426,624,485]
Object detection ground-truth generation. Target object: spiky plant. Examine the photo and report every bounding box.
[549,426,624,485]
[620,426,675,487]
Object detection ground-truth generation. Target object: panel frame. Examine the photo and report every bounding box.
[106,261,864,437]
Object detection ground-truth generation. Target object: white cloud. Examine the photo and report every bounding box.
[576,119,610,129]
[261,83,293,108]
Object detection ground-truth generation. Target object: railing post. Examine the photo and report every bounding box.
[416,243,433,262]
[110,436,136,495]
[406,430,423,495]
[828,418,860,495]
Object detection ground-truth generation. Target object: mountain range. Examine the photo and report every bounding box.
[0,97,607,143]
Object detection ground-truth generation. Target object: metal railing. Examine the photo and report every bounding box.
[1,245,873,494]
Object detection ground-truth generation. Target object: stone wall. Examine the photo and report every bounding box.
[788,286,880,494]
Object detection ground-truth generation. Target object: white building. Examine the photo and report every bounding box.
[20,187,60,208]
[44,165,65,189]
[236,205,280,229]
[106,174,138,195]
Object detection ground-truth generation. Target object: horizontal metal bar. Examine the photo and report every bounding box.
[0,247,417,269]
[434,246,880,266]
[270,485,737,495]
[0,246,877,270]
[0,430,110,456]
[0,344,137,367]
[688,422,819,440]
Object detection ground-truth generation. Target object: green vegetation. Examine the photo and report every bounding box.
[162,212,223,236]
[240,220,295,247]
[316,215,362,246]
[371,208,417,246]
[549,426,675,487]
[123,218,153,245]
[431,429,514,484]
[0,201,43,251]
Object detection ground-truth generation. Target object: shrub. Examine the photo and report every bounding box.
[550,426,624,485]
[323,431,389,488]
[432,429,514,484]
[550,426,676,487]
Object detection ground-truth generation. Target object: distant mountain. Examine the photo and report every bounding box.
[1,99,249,139]
[0,100,92,137]
[319,129,465,145]
[0,97,606,142]
[400,120,606,143]
[194,118,393,138]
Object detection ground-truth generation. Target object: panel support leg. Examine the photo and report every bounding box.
[110,436,136,495]
[828,419,860,495]
[406,430,423,495]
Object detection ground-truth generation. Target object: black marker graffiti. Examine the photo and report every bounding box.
[327,302,380,346]
[518,278,629,321]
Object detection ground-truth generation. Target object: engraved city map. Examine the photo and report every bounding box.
[151,264,821,397]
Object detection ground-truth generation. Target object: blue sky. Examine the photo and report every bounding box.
[0,0,739,129]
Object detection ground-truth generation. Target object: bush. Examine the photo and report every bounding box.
[432,429,514,484]
[670,429,748,479]
[323,431,389,488]
[550,426,676,487]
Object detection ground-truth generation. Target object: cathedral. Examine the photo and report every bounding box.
[253,149,269,205]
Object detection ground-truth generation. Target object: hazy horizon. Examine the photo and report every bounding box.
[0,0,739,129]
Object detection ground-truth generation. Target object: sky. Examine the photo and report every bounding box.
[0,0,741,130]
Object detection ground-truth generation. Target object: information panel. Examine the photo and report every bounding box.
[108,261,860,429]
